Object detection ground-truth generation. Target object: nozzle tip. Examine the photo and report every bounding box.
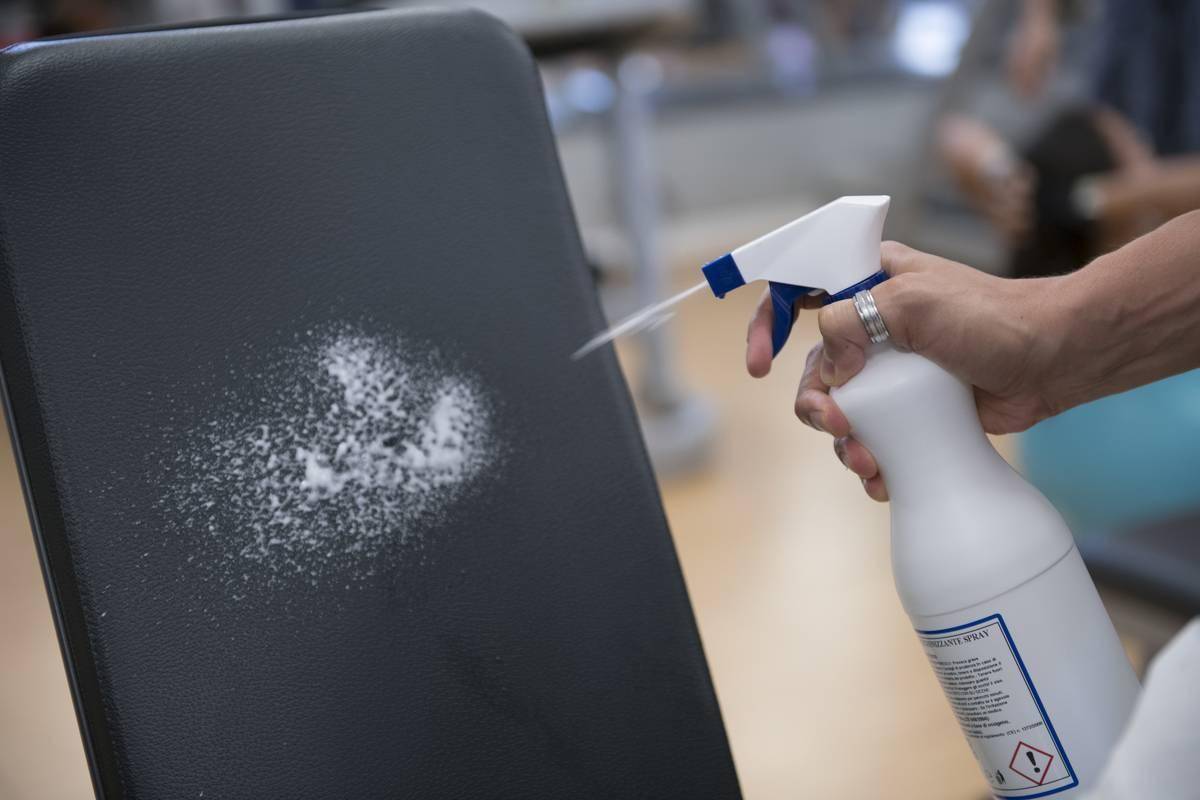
[701,254,745,299]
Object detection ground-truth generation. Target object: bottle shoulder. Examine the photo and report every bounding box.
[833,347,1078,617]
[890,476,1076,617]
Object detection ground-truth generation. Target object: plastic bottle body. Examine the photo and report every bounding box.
[832,346,1140,796]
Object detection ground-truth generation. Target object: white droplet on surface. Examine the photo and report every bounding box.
[158,326,497,589]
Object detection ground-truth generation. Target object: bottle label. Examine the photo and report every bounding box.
[916,614,1079,797]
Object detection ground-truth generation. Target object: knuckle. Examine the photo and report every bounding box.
[794,392,814,422]
[802,343,824,376]
[876,273,920,342]
[882,271,916,308]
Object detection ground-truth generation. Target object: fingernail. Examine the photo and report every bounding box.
[811,411,828,434]
[834,438,849,469]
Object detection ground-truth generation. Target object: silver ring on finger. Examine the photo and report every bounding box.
[852,289,890,344]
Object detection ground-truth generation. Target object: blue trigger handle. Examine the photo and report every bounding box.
[767,283,811,357]
[768,269,889,356]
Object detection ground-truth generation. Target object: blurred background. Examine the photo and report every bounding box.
[2,0,1199,797]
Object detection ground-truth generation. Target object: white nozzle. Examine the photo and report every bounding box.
[704,196,890,297]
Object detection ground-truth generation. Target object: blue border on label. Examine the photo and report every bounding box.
[917,613,1080,799]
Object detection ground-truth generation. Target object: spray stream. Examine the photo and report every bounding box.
[571,280,708,361]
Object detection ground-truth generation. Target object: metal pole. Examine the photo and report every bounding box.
[609,51,715,475]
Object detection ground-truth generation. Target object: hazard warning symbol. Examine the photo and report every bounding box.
[1010,741,1054,786]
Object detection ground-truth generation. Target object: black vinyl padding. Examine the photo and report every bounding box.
[0,10,740,799]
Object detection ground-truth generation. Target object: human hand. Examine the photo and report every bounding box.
[936,114,1034,242]
[1007,0,1060,99]
[745,242,1061,501]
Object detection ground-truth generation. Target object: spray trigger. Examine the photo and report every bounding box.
[768,282,814,356]
[699,195,893,357]
[766,271,890,355]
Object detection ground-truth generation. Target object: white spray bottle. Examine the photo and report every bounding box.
[702,196,1139,798]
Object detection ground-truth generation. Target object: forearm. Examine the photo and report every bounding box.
[1052,210,1200,408]
[1099,157,1200,224]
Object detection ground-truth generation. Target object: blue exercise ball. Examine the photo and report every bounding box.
[1018,370,1200,536]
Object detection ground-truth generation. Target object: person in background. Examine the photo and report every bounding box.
[743,209,1200,796]
[1010,0,1200,154]
[938,0,1200,279]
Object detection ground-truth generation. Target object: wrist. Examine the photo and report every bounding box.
[1047,260,1124,410]
[1017,274,1074,415]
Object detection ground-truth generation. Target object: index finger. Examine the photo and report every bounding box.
[746,288,774,378]
[746,287,829,378]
